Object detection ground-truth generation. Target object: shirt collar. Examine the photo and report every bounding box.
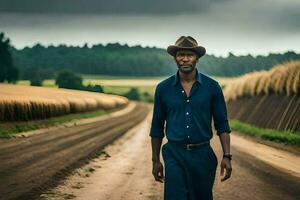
[172,68,203,86]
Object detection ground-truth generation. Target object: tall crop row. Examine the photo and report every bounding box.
[0,84,128,121]
[224,60,300,101]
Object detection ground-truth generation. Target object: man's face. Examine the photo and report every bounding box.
[175,50,199,74]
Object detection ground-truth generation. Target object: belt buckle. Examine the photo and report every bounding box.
[186,144,192,150]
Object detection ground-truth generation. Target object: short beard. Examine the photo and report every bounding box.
[178,65,194,74]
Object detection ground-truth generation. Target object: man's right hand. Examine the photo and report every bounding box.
[152,161,164,183]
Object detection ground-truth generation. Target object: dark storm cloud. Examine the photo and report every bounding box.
[0,0,299,54]
[0,0,229,14]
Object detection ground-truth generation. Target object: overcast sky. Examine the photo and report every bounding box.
[0,0,299,56]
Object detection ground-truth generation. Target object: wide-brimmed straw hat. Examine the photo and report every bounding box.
[167,36,206,58]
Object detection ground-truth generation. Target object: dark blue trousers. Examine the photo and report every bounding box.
[162,141,218,200]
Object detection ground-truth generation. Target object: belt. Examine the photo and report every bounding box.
[168,140,210,150]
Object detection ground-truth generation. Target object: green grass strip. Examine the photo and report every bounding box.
[229,119,300,147]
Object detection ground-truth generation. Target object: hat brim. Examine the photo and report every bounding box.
[167,45,206,58]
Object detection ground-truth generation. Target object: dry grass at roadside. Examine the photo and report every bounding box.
[0,84,128,121]
[224,60,300,101]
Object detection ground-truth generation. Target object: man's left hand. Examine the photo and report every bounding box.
[220,158,232,182]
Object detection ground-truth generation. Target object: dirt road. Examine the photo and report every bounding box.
[39,110,300,200]
[39,109,163,200]
[0,102,149,200]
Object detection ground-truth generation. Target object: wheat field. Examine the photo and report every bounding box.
[223,60,300,101]
[0,84,129,121]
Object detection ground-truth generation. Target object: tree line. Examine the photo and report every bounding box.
[11,43,300,79]
[1,32,300,84]
[0,33,18,83]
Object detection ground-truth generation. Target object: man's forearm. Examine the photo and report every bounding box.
[218,132,231,154]
[151,137,163,162]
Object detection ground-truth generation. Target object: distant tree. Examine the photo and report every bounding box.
[85,83,104,93]
[23,67,45,86]
[143,91,150,98]
[30,78,43,86]
[0,32,18,83]
[55,70,83,89]
[142,91,153,102]
[93,84,103,93]
[124,87,140,100]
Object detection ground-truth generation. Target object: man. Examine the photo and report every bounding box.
[149,36,232,200]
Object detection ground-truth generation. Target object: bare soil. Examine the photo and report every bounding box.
[1,102,299,200]
[0,102,149,200]
[39,111,300,200]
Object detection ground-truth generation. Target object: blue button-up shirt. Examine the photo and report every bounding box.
[149,69,231,143]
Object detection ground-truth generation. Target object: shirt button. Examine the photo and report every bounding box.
[181,90,184,93]
[186,112,189,115]
[186,125,189,128]
[186,99,190,102]
[187,135,190,138]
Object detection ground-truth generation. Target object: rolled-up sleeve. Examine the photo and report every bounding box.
[149,84,166,138]
[212,83,231,135]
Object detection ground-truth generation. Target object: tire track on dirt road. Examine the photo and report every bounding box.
[39,115,300,200]
[0,102,150,200]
